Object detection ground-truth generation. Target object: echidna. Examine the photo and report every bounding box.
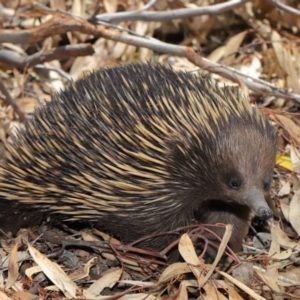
[0,63,276,257]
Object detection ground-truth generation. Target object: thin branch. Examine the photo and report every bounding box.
[141,0,157,11]
[94,0,249,23]
[0,44,94,70]
[34,65,72,81]
[0,78,26,122]
[268,0,300,18]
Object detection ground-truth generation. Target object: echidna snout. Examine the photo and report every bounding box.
[241,187,273,219]
[247,187,273,219]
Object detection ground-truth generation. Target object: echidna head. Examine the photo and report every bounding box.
[170,111,276,219]
[214,122,276,219]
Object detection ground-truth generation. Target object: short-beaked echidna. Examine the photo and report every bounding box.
[0,63,276,256]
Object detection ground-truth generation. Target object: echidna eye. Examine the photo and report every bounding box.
[228,178,242,190]
[263,180,271,192]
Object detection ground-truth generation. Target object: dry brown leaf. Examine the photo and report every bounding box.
[69,39,110,80]
[271,31,288,74]
[291,146,300,174]
[1,43,25,55]
[5,237,20,289]
[139,45,153,61]
[0,291,11,300]
[50,0,66,11]
[279,266,300,286]
[179,233,200,265]
[279,200,290,222]
[103,0,118,13]
[207,46,226,63]
[269,220,281,259]
[86,268,122,297]
[0,272,4,289]
[202,283,228,300]
[179,233,208,288]
[286,48,300,93]
[120,294,159,300]
[122,45,137,62]
[69,257,97,281]
[25,265,42,280]
[177,280,188,300]
[111,40,130,60]
[201,224,232,287]
[278,181,291,197]
[178,233,219,296]
[158,262,191,284]
[273,114,300,147]
[27,243,79,298]
[0,127,7,143]
[44,61,64,92]
[72,0,85,17]
[16,97,39,114]
[271,249,292,261]
[218,271,265,300]
[255,271,282,294]
[12,291,37,300]
[182,279,198,288]
[289,175,300,236]
[222,31,247,66]
[227,283,243,300]
[270,221,300,251]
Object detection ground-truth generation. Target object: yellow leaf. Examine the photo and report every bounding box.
[276,153,293,171]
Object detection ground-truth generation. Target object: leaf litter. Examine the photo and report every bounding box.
[1,0,300,299]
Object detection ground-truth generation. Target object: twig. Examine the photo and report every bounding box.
[141,0,157,11]
[0,77,26,122]
[33,65,72,81]
[268,0,300,18]
[0,44,94,71]
[94,0,249,23]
